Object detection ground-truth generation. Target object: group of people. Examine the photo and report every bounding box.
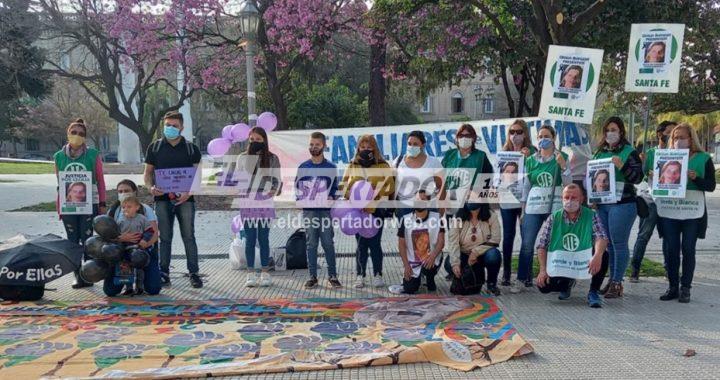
[54,112,715,307]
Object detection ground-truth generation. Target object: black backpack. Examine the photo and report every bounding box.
[285,229,307,270]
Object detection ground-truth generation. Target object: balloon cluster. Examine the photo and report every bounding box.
[79,215,149,283]
[330,180,380,238]
[207,112,278,158]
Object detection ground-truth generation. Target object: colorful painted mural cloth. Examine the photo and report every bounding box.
[0,296,533,378]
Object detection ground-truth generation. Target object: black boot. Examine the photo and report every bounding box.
[678,286,691,303]
[659,286,679,301]
[71,270,93,289]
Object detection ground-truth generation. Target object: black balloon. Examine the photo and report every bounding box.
[129,249,150,268]
[84,235,106,259]
[93,215,120,240]
[100,244,124,263]
[79,259,109,283]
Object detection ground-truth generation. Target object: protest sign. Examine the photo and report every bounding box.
[155,167,199,193]
[494,151,525,208]
[538,45,604,124]
[625,24,685,93]
[586,158,617,204]
[58,171,92,215]
[652,149,689,198]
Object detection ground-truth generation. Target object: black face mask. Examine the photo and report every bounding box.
[249,141,265,155]
[466,203,482,211]
[358,150,374,167]
[660,135,669,145]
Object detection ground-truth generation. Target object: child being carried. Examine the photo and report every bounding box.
[117,196,158,295]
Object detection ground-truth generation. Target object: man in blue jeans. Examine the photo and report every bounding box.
[296,132,341,288]
[144,111,203,288]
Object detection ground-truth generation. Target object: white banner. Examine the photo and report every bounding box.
[538,45,604,124]
[651,149,689,198]
[59,171,93,215]
[656,190,705,220]
[585,158,616,204]
[624,23,685,93]
[547,248,593,280]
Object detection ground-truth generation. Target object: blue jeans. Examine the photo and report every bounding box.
[103,247,162,296]
[659,217,699,288]
[500,208,522,281]
[303,210,337,278]
[631,202,658,273]
[244,219,271,272]
[518,213,550,282]
[155,201,200,275]
[356,221,384,277]
[597,202,637,282]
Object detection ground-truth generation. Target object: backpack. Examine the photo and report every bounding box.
[284,229,308,270]
[150,138,198,157]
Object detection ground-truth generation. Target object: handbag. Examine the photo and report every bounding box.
[635,197,649,218]
[450,265,484,295]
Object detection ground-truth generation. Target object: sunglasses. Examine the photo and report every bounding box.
[458,133,474,138]
[509,129,524,135]
[470,227,477,242]
[70,130,86,137]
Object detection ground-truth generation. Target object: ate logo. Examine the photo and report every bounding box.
[64,162,88,172]
[562,233,580,252]
[449,169,470,188]
[537,172,554,187]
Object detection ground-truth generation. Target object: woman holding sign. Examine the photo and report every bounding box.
[657,123,715,303]
[591,117,643,299]
[53,118,107,289]
[513,125,570,294]
[499,119,536,287]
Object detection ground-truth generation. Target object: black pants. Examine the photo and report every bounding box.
[356,224,384,277]
[402,262,440,294]
[538,251,608,293]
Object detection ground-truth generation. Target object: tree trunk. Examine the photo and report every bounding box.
[369,31,387,126]
[267,79,289,130]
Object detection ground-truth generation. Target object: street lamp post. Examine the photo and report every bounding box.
[240,0,260,127]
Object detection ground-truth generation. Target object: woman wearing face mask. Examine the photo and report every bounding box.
[235,127,282,288]
[394,130,444,220]
[103,179,162,296]
[340,135,395,289]
[591,117,643,299]
[513,125,571,294]
[499,119,536,287]
[657,123,715,303]
[53,118,107,289]
[441,124,494,217]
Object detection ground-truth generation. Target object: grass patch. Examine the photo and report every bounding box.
[12,201,56,212]
[0,162,54,174]
[0,179,20,183]
[509,256,664,277]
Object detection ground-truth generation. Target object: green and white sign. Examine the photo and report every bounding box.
[538,45,604,125]
[624,23,685,93]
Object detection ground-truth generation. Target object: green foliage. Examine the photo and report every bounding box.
[0,162,54,174]
[511,256,665,278]
[287,79,367,130]
[385,86,423,126]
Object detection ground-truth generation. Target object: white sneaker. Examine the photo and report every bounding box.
[509,281,524,294]
[354,275,365,289]
[260,272,272,287]
[373,274,385,288]
[245,273,258,288]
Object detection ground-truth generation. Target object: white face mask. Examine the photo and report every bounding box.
[118,192,133,202]
[406,145,422,158]
[457,137,473,149]
[605,131,620,145]
[674,139,690,149]
[563,199,580,213]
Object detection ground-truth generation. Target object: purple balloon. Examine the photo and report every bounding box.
[358,213,379,238]
[330,200,355,220]
[231,215,243,234]
[222,125,234,140]
[207,138,232,158]
[231,123,251,142]
[349,180,375,209]
[257,112,277,132]
[339,209,364,236]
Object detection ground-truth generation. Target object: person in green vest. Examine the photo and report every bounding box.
[512,125,571,294]
[591,117,644,299]
[629,120,676,282]
[440,124,493,217]
[536,184,609,308]
[53,118,107,289]
[657,123,715,303]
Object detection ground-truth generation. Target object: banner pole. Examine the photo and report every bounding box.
[641,92,653,153]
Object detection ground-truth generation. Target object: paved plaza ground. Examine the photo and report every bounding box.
[1,174,719,379]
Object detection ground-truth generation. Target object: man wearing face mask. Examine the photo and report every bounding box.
[54,118,107,289]
[535,184,609,308]
[143,111,203,288]
[295,132,341,289]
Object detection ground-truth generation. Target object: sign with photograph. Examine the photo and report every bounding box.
[651,149,689,198]
[494,151,525,209]
[625,23,685,93]
[538,45,604,124]
[585,158,617,204]
[59,171,93,215]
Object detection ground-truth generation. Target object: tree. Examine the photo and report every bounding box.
[287,78,367,129]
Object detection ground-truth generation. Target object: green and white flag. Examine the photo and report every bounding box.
[538,45,604,125]
[624,23,685,93]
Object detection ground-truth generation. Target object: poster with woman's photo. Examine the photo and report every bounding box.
[494,151,525,207]
[652,149,689,198]
[59,171,93,215]
[585,159,616,204]
[625,24,685,93]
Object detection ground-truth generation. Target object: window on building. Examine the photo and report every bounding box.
[451,92,464,113]
[484,98,495,114]
[26,138,40,151]
[421,96,432,113]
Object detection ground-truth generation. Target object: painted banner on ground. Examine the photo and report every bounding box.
[59,171,93,215]
[538,45,604,124]
[651,149,688,198]
[624,23,685,93]
[585,158,616,204]
[0,297,532,378]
